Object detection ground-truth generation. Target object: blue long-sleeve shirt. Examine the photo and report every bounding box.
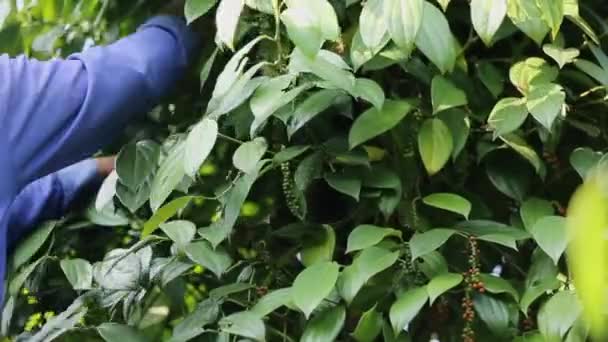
[0,16,199,303]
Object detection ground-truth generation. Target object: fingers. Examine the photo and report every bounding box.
[95,156,116,177]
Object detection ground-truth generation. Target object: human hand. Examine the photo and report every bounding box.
[96,156,116,177]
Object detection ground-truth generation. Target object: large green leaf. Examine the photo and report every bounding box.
[418,118,453,175]
[98,323,147,342]
[170,299,219,342]
[415,2,457,74]
[510,57,558,95]
[301,305,346,342]
[487,97,528,138]
[184,118,218,178]
[543,44,579,69]
[150,142,187,212]
[431,75,467,114]
[215,0,245,50]
[359,0,387,49]
[142,196,194,237]
[385,0,424,55]
[354,78,385,110]
[507,0,550,45]
[350,29,390,71]
[116,140,160,190]
[300,225,336,267]
[233,137,268,174]
[409,229,457,260]
[251,288,293,317]
[287,89,342,137]
[324,170,362,201]
[536,0,564,39]
[426,273,463,304]
[290,49,356,93]
[569,147,603,180]
[349,99,415,148]
[473,294,511,338]
[538,291,582,342]
[422,193,471,219]
[10,220,56,271]
[352,305,383,342]
[160,220,196,248]
[184,241,233,278]
[346,225,402,254]
[479,274,519,301]
[220,312,266,341]
[438,109,470,160]
[529,216,568,265]
[292,262,340,318]
[185,0,218,24]
[281,5,323,58]
[338,247,399,303]
[526,83,565,130]
[520,197,554,232]
[471,0,507,46]
[520,278,561,313]
[389,287,428,334]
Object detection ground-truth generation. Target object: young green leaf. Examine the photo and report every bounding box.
[415,2,457,74]
[543,44,580,69]
[538,291,582,341]
[349,99,416,149]
[487,97,528,138]
[160,220,196,248]
[431,75,467,114]
[233,137,268,174]
[426,273,463,304]
[389,287,428,334]
[215,0,245,50]
[569,147,603,180]
[418,118,453,175]
[507,0,550,45]
[409,229,457,260]
[346,225,402,254]
[526,83,565,130]
[423,193,471,219]
[185,0,218,24]
[352,305,383,342]
[510,57,558,95]
[470,0,507,46]
[60,259,93,290]
[385,0,424,55]
[530,216,568,265]
[292,261,340,318]
[301,306,346,342]
[359,0,388,49]
[184,118,218,178]
[536,0,564,39]
[143,196,193,237]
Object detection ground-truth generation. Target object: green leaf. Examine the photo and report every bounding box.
[431,76,467,114]
[273,146,311,164]
[116,140,160,190]
[200,48,218,91]
[543,44,579,68]
[281,3,322,57]
[438,109,470,160]
[479,274,519,301]
[510,57,558,95]
[150,142,187,212]
[251,288,293,317]
[501,133,546,178]
[526,83,565,130]
[99,323,147,342]
[346,225,402,254]
[487,97,528,138]
[385,0,424,54]
[295,151,323,191]
[349,99,416,148]
[352,305,383,342]
[418,251,449,279]
[337,247,399,303]
[418,118,453,175]
[486,155,531,201]
[389,287,428,334]
[520,197,554,232]
[409,229,457,260]
[477,234,518,250]
[471,0,507,46]
[570,147,603,180]
[359,0,387,48]
[426,273,463,304]
[287,89,342,138]
[290,49,356,93]
[170,299,219,342]
[184,241,233,278]
[220,312,266,341]
[215,0,245,50]
[529,216,568,265]
[437,0,450,11]
[185,0,218,24]
[473,294,511,338]
[477,61,505,98]
[325,171,362,201]
[354,78,385,110]
[537,0,564,39]
[60,259,93,290]
[422,193,472,219]
[520,278,561,313]
[301,305,346,342]
[292,261,340,318]
[142,196,193,238]
[350,29,389,71]
[233,137,268,173]
[300,225,336,267]
[184,118,218,178]
[538,291,582,341]
[95,171,118,212]
[507,0,550,45]
[10,220,56,271]
[160,220,196,248]
[116,179,151,213]
[415,2,457,74]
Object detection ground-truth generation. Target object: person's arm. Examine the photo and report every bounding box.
[7,158,115,248]
[0,15,199,190]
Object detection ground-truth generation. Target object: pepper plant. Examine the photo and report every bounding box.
[3,0,608,341]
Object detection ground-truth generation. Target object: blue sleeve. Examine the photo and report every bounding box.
[0,16,199,189]
[6,159,102,248]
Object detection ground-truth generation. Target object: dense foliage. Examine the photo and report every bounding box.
[3,0,608,341]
